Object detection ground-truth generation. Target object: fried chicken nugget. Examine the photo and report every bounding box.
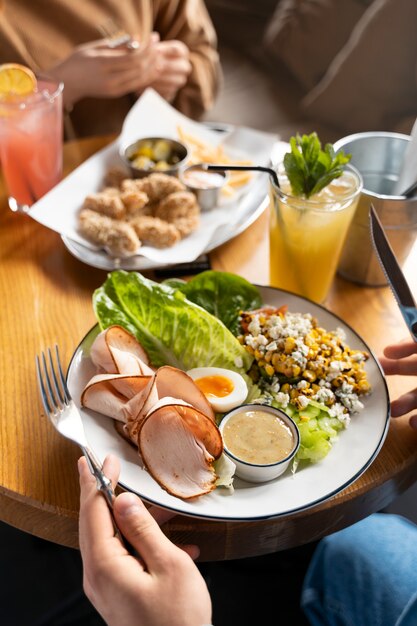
[79,209,140,257]
[82,189,125,219]
[120,189,150,217]
[170,212,200,238]
[154,191,200,237]
[104,166,130,189]
[121,173,185,203]
[130,215,181,248]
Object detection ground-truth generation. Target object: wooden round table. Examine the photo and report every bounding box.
[1,135,417,561]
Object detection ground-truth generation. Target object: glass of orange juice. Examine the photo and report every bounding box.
[269,164,363,303]
[0,71,63,213]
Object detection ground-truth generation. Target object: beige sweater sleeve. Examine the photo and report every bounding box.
[0,0,220,136]
[152,0,221,119]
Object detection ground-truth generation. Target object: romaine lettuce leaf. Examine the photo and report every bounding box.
[165,270,262,335]
[93,270,253,374]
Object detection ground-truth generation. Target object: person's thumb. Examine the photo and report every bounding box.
[114,492,175,571]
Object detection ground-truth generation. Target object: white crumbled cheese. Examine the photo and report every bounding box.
[266,340,278,352]
[319,379,332,388]
[257,334,269,346]
[336,327,347,341]
[245,335,259,350]
[266,312,313,340]
[248,317,261,336]
[268,378,280,394]
[274,392,290,408]
[234,357,243,369]
[252,395,273,406]
[329,402,351,426]
[297,380,308,390]
[340,381,354,394]
[330,360,345,371]
[298,395,309,409]
[340,394,364,413]
[312,387,335,404]
[295,339,309,356]
[351,352,366,362]
[291,350,308,368]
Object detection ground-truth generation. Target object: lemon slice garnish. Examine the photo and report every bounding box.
[0,63,37,99]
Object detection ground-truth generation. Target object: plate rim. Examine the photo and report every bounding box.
[68,284,390,522]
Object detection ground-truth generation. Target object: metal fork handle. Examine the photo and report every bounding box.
[81,446,138,557]
[82,445,116,508]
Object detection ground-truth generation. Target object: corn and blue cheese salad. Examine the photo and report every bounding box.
[238,306,371,465]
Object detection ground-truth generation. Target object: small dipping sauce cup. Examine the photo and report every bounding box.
[180,163,228,210]
[219,404,300,483]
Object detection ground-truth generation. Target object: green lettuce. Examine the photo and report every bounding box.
[164,270,262,335]
[93,270,253,373]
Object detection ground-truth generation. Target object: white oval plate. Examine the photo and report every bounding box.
[67,285,390,521]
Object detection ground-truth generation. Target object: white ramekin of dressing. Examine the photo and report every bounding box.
[219,404,300,483]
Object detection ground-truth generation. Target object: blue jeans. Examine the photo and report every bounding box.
[301,513,417,626]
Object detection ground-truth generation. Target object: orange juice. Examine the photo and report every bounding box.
[269,166,362,303]
[0,77,63,211]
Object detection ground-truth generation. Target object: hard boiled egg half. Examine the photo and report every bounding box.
[187,367,248,413]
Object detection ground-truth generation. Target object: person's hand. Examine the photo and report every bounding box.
[149,40,192,103]
[78,454,212,626]
[379,340,417,428]
[47,34,162,109]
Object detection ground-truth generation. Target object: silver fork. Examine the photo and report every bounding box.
[36,346,134,552]
[98,18,139,50]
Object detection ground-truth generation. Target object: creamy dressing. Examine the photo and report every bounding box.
[182,168,225,189]
[223,409,294,465]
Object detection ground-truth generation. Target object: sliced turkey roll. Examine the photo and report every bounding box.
[138,398,223,499]
[124,365,214,444]
[90,326,153,376]
[81,373,151,422]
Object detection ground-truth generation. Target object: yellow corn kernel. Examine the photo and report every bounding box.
[272,354,285,368]
[302,369,317,382]
[264,364,275,377]
[284,337,296,354]
[358,380,371,392]
[281,383,291,394]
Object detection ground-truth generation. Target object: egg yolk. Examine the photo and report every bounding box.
[194,375,234,398]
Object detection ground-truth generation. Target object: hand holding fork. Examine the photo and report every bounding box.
[36,346,136,554]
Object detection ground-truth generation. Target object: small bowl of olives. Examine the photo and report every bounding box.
[120,137,188,179]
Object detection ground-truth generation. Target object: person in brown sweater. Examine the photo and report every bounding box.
[0,0,220,137]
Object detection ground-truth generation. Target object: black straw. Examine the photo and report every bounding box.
[402,180,417,198]
[206,164,280,188]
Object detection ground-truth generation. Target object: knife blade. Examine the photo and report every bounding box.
[369,204,417,342]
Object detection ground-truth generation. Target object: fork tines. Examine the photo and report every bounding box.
[36,346,70,417]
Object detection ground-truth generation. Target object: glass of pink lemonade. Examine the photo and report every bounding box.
[0,75,63,212]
